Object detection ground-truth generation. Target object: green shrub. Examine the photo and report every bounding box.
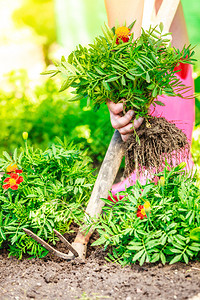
[92,163,200,266]
[0,69,112,164]
[0,138,95,258]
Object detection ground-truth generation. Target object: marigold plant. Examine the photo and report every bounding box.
[0,138,95,258]
[92,163,200,266]
[44,21,195,175]
[46,21,194,116]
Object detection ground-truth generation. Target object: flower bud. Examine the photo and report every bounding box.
[160,176,165,187]
[144,201,151,212]
[22,132,28,140]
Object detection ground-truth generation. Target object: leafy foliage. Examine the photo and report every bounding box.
[48,23,195,118]
[0,139,95,258]
[0,69,112,164]
[92,163,200,266]
[191,125,200,187]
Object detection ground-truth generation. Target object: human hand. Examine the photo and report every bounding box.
[107,99,144,142]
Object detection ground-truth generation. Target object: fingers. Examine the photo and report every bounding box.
[121,133,131,142]
[107,100,144,142]
[110,110,135,129]
[133,117,144,130]
[117,117,144,135]
[118,122,135,135]
[107,99,124,115]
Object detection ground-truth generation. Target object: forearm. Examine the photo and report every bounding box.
[170,3,189,48]
[104,0,144,38]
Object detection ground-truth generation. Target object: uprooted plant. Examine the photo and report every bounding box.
[0,135,95,258]
[44,21,195,176]
[91,163,200,266]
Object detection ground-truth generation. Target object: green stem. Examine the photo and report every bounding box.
[25,140,28,156]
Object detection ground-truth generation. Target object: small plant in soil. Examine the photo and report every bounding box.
[44,21,195,175]
[0,135,95,258]
[91,163,200,266]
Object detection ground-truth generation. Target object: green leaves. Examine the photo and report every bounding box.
[0,140,95,258]
[154,100,165,106]
[106,76,120,82]
[169,254,182,265]
[159,22,164,33]
[101,22,114,43]
[128,20,136,31]
[152,87,158,97]
[146,72,150,83]
[190,227,200,241]
[44,22,194,117]
[93,164,200,266]
[102,80,110,91]
[59,78,75,92]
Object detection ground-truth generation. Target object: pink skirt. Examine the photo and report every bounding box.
[111,63,195,195]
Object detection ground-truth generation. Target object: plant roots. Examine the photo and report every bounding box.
[124,117,189,177]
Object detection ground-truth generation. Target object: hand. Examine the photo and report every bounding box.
[107,99,144,142]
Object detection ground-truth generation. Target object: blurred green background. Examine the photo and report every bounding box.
[0,0,200,169]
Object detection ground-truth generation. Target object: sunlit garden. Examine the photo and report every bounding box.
[0,0,200,299]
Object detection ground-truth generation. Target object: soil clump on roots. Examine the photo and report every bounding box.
[124,116,189,177]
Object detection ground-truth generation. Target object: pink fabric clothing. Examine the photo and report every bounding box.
[112,63,195,194]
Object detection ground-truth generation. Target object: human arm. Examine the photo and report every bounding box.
[104,0,144,39]
[104,0,145,141]
[104,0,189,142]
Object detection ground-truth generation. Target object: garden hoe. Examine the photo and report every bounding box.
[23,0,180,261]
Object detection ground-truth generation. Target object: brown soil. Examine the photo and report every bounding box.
[0,229,200,300]
[124,117,189,177]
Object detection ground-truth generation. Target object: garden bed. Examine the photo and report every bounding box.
[0,230,200,300]
[0,141,200,299]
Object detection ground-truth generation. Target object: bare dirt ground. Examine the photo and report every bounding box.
[0,229,200,300]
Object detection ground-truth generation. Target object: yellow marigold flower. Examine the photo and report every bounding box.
[6,164,22,174]
[115,26,130,39]
[144,201,151,212]
[6,164,18,173]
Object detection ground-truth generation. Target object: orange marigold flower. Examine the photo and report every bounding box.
[137,205,147,220]
[6,163,22,174]
[115,26,130,38]
[115,26,130,45]
[2,173,23,190]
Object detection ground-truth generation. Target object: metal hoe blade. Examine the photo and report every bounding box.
[23,228,79,261]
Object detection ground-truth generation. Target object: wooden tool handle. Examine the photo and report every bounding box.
[156,0,180,33]
[86,129,124,218]
[142,0,180,33]
[74,130,124,245]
